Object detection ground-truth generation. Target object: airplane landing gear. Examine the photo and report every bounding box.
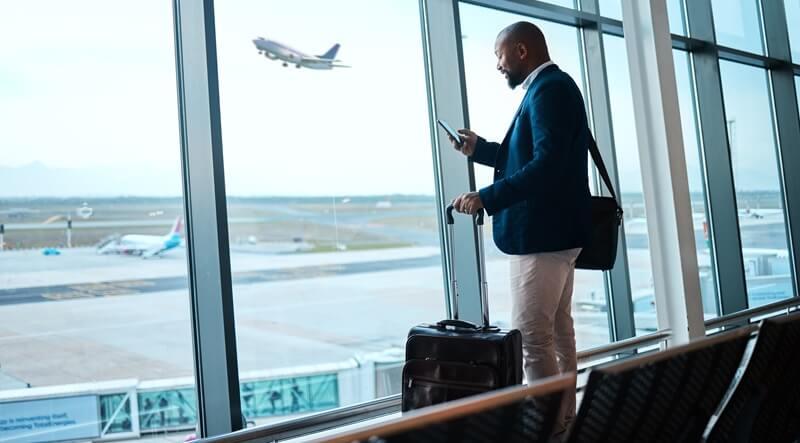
[282,62,288,67]
[295,64,301,69]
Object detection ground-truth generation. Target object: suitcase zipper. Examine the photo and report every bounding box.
[407,376,495,392]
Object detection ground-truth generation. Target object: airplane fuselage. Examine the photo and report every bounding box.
[253,38,337,70]
[97,218,183,258]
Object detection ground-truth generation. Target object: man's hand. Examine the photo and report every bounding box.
[452,192,484,215]
[448,128,478,157]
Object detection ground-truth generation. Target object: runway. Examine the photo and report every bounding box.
[0,255,440,306]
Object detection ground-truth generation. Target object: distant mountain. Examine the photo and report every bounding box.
[0,162,183,197]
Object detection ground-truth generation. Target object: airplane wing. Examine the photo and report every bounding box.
[299,55,350,67]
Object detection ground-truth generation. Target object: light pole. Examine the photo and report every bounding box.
[66,215,72,248]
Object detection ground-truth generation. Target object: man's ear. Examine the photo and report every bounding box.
[516,43,528,60]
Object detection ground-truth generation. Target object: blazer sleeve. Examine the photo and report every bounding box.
[479,82,574,215]
[470,137,499,167]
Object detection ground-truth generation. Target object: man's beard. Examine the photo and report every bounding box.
[506,70,524,89]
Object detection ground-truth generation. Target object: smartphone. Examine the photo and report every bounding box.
[437,119,462,146]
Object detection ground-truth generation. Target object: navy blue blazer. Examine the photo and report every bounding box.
[474,64,592,255]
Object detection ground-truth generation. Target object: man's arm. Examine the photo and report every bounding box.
[470,137,500,167]
[478,82,575,215]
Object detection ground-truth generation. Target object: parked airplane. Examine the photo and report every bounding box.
[97,217,183,258]
[252,37,349,69]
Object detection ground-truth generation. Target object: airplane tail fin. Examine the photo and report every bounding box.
[169,217,183,236]
[318,43,340,60]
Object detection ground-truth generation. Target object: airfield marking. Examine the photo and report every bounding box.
[0,255,441,306]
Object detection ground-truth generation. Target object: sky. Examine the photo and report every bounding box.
[0,0,797,197]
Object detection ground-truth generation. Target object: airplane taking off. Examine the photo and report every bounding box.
[252,38,349,69]
[97,217,183,258]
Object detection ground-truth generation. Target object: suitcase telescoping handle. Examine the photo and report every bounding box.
[442,204,492,331]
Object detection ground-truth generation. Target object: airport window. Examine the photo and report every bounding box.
[597,0,622,20]
[787,0,800,62]
[213,0,443,425]
[601,39,716,329]
[796,77,800,112]
[710,0,765,55]
[539,0,576,9]
[598,0,686,36]
[674,50,719,317]
[668,0,688,36]
[718,61,794,306]
[603,35,658,334]
[0,2,194,442]
[459,3,611,348]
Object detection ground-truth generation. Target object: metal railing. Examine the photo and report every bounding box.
[705,297,800,330]
[576,329,672,364]
[198,394,401,443]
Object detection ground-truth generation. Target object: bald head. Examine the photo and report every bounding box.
[494,21,550,89]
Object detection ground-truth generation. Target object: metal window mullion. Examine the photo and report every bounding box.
[173,0,241,437]
[762,0,800,298]
[420,0,484,325]
[685,0,749,315]
[578,0,635,342]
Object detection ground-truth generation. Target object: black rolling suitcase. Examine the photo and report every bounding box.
[401,204,523,412]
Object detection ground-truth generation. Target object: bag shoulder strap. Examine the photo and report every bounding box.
[589,135,621,208]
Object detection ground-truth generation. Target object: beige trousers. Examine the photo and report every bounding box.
[509,247,581,428]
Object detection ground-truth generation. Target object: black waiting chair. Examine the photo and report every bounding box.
[705,311,800,443]
[566,328,752,443]
[314,373,574,443]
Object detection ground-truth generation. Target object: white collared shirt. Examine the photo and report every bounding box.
[521,60,555,90]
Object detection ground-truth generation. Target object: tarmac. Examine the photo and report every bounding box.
[0,245,615,391]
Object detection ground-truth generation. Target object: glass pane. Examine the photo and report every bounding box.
[459,3,610,349]
[214,1,443,425]
[673,50,719,317]
[797,76,800,111]
[598,0,622,20]
[603,35,656,334]
[711,0,765,54]
[719,61,793,307]
[540,0,576,8]
[787,0,800,62]
[668,0,687,36]
[598,0,686,35]
[0,2,195,442]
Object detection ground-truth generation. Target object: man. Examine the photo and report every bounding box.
[449,21,592,429]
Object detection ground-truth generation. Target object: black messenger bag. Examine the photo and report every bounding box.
[576,137,623,270]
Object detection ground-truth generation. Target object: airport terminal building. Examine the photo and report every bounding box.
[1,0,799,442]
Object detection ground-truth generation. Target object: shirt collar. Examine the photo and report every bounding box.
[521,60,555,90]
